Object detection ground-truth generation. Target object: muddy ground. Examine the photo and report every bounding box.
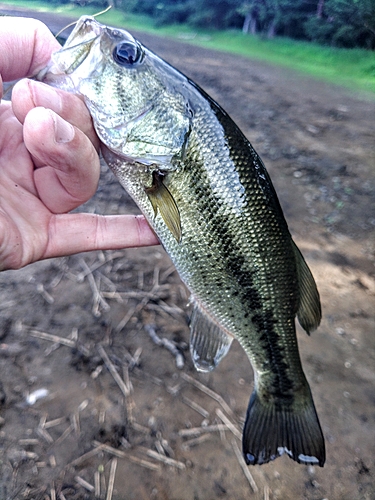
[0,6,374,500]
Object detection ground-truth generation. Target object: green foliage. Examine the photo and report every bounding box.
[118,0,375,49]
[5,0,375,49]
[304,0,375,49]
[1,0,374,93]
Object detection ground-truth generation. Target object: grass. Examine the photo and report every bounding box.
[2,0,375,95]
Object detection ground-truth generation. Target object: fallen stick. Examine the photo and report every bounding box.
[182,396,210,419]
[75,251,125,282]
[36,427,54,444]
[105,458,117,500]
[75,476,95,492]
[44,417,66,429]
[94,470,101,498]
[79,258,110,315]
[69,444,105,467]
[115,304,139,333]
[181,372,237,421]
[54,424,73,447]
[181,434,211,450]
[264,484,270,500]
[28,329,75,348]
[231,439,258,493]
[145,449,186,470]
[98,345,131,398]
[215,408,242,440]
[92,441,161,471]
[145,324,184,369]
[178,424,229,437]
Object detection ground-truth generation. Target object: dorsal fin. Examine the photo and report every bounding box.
[189,303,233,372]
[292,241,321,334]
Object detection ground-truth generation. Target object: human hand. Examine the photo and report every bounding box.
[0,17,159,271]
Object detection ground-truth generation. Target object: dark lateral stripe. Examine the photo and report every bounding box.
[183,145,263,314]
[183,80,298,400]
[184,145,295,401]
[251,310,294,402]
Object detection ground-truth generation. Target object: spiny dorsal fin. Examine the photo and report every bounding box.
[145,172,181,242]
[292,241,321,334]
[189,303,233,372]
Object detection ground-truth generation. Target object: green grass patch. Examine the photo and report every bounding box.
[2,0,375,95]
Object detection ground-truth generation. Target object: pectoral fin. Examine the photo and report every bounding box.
[189,304,233,372]
[145,172,182,243]
[292,241,321,334]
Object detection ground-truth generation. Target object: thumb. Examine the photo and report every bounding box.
[23,106,100,213]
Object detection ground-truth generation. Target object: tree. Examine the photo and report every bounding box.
[304,0,375,48]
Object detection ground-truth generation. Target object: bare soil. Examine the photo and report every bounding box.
[0,7,374,500]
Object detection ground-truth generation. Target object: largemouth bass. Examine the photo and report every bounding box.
[39,16,325,466]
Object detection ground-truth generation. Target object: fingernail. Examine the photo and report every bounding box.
[53,113,75,143]
[29,80,62,112]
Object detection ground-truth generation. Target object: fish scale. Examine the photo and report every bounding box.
[40,16,325,466]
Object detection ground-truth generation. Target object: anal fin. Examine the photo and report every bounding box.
[189,304,233,372]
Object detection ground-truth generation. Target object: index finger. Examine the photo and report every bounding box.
[0,17,60,82]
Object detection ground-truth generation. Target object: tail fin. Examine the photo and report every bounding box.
[242,390,325,467]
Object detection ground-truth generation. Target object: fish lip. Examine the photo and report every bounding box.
[36,16,103,84]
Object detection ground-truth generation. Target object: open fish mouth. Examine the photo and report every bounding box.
[37,17,103,91]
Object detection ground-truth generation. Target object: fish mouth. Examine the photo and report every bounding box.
[37,17,103,87]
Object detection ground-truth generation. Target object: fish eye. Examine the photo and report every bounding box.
[112,41,143,67]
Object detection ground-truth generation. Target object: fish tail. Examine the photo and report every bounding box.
[242,387,325,467]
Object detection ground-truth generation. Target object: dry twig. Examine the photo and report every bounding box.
[79,258,110,315]
[105,458,117,500]
[69,445,105,467]
[182,396,210,418]
[181,372,237,421]
[94,470,101,498]
[54,424,73,447]
[98,345,131,398]
[231,439,258,493]
[50,485,56,500]
[75,476,95,492]
[181,434,211,450]
[92,441,161,471]
[178,424,228,437]
[145,449,186,470]
[264,484,270,500]
[44,417,65,429]
[215,408,242,440]
[145,324,184,368]
[28,329,76,348]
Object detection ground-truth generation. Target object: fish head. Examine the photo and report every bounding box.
[39,16,193,167]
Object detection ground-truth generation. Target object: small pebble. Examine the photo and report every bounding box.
[26,388,49,405]
[293,170,303,178]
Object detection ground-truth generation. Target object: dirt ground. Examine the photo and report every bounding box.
[0,6,374,500]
